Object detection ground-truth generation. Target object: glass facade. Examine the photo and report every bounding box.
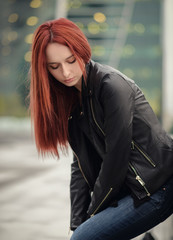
[0,0,56,116]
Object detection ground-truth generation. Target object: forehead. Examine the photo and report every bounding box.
[45,42,72,62]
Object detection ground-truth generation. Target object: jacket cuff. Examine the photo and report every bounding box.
[70,214,90,231]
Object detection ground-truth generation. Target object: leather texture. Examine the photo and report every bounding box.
[68,60,173,230]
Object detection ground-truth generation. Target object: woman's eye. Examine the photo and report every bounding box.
[68,58,76,64]
[50,65,59,70]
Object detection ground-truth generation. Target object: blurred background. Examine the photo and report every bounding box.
[0,0,173,239]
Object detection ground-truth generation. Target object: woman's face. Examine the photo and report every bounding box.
[46,42,84,91]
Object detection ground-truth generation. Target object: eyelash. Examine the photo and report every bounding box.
[50,66,58,70]
[50,59,76,70]
[69,59,76,64]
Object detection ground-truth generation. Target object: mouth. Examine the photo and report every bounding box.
[64,78,74,84]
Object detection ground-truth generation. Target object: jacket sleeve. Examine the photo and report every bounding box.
[70,153,91,230]
[87,74,135,216]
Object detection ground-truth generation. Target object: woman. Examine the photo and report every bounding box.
[30,18,173,240]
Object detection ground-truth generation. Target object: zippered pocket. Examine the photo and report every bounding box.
[90,187,113,217]
[129,162,151,197]
[131,140,156,167]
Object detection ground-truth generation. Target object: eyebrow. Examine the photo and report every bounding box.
[47,54,74,64]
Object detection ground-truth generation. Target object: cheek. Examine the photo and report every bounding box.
[49,69,61,80]
[75,63,84,76]
[79,69,83,77]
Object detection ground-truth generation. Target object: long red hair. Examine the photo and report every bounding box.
[29,18,91,157]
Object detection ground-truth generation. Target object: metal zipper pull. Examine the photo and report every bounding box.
[129,162,151,197]
[136,175,145,186]
[89,90,92,96]
[136,175,151,196]
[131,141,135,150]
[80,111,84,116]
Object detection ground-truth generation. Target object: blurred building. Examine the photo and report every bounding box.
[66,0,162,116]
[0,0,173,132]
[0,0,56,116]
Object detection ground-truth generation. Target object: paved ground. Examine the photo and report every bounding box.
[0,122,72,240]
[0,118,172,240]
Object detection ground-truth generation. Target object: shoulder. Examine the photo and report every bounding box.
[87,60,118,82]
[87,60,136,97]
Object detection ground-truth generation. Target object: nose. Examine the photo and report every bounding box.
[62,64,70,78]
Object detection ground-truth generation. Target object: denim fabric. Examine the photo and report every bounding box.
[70,176,173,240]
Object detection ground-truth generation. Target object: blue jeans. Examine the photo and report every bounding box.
[70,176,173,240]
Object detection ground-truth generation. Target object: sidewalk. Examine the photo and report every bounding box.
[0,128,72,240]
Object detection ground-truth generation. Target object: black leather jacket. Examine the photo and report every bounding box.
[68,60,173,230]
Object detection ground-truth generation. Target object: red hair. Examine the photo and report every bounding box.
[29,18,91,157]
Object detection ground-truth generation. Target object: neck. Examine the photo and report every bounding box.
[74,77,82,92]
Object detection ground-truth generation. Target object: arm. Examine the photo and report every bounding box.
[70,154,91,230]
[87,74,135,216]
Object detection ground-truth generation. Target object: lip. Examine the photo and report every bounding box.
[64,78,75,84]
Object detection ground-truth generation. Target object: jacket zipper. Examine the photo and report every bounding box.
[90,187,113,217]
[89,99,155,169]
[89,92,155,169]
[89,95,112,216]
[89,96,105,137]
[72,150,90,188]
[129,162,151,197]
[89,94,151,200]
[131,140,156,167]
